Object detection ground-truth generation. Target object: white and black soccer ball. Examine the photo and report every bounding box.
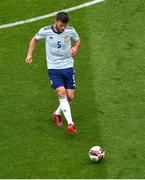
[88,146,105,162]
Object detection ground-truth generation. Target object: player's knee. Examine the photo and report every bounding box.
[56,87,66,97]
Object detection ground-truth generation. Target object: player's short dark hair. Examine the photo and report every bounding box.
[56,12,69,23]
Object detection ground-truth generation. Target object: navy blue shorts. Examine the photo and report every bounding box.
[48,67,76,89]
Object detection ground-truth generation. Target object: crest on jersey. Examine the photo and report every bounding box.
[64,35,69,42]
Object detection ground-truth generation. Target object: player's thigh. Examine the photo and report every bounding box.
[63,67,76,89]
[48,69,64,89]
[66,89,75,101]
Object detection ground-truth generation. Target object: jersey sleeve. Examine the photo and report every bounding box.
[71,28,80,41]
[35,27,46,40]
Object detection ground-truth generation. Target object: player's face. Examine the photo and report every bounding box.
[55,20,67,32]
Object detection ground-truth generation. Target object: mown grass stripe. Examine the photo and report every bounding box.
[0,0,104,29]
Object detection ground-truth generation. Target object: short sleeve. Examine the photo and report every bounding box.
[35,27,46,40]
[71,28,79,41]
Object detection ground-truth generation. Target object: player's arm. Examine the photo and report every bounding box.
[71,39,81,57]
[25,27,46,64]
[25,36,37,64]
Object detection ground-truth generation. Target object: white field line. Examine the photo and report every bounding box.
[0,0,105,29]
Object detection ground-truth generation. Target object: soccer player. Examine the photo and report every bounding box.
[25,12,80,133]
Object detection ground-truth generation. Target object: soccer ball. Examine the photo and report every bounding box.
[88,146,105,162]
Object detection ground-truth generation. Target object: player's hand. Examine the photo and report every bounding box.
[25,55,33,64]
[70,47,78,57]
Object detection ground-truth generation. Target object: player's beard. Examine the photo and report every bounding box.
[56,24,64,33]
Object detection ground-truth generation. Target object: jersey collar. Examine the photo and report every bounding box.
[51,25,63,34]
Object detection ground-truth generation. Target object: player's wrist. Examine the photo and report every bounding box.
[27,54,32,58]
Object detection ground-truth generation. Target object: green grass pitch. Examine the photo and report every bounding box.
[0,0,145,178]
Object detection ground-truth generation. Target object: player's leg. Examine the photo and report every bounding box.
[48,69,64,126]
[63,67,76,133]
[53,67,75,116]
[55,105,61,115]
[56,86,75,128]
[66,89,75,102]
[65,89,76,133]
[55,88,75,116]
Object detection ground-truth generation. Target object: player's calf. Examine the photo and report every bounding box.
[66,89,75,102]
[67,95,74,102]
